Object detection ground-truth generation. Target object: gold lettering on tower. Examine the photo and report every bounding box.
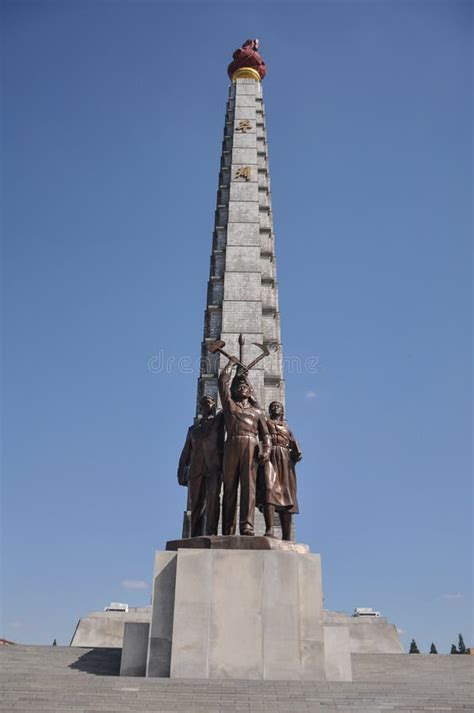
[235,166,251,181]
[236,120,252,133]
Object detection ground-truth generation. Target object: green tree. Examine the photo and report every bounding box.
[409,639,420,654]
[450,644,458,654]
[429,642,438,654]
[458,634,467,654]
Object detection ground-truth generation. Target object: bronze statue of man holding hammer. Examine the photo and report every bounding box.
[218,359,271,536]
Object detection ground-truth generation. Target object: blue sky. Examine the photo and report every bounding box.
[2,0,471,653]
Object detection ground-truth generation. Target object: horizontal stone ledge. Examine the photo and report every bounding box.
[165,535,310,554]
[264,378,283,387]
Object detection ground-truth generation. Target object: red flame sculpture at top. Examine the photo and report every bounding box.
[227,39,267,80]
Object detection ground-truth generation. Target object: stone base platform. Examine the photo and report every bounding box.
[141,546,352,681]
[166,535,309,554]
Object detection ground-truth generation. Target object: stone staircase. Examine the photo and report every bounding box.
[1,645,472,712]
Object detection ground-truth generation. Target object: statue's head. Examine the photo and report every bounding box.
[199,395,216,418]
[269,401,284,420]
[231,368,253,403]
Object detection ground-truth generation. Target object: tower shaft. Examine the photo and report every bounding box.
[198,78,284,413]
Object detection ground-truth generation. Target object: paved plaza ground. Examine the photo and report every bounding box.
[1,645,472,712]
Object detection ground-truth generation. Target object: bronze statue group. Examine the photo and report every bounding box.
[178,358,302,541]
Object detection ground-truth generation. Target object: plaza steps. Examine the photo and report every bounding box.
[0,645,472,712]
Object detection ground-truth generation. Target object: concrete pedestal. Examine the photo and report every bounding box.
[120,622,149,677]
[141,543,351,681]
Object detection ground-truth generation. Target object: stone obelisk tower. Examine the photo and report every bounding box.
[197,45,284,414]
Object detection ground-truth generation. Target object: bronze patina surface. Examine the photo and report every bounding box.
[258,401,302,541]
[177,396,224,537]
[218,360,271,536]
[176,334,301,542]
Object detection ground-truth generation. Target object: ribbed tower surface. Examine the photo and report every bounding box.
[197,77,284,415]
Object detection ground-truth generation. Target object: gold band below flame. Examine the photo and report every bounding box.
[231,67,261,82]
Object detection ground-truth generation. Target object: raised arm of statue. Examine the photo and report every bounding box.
[218,360,235,413]
[177,427,192,486]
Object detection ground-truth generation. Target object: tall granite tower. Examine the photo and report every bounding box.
[74,44,401,680]
[197,49,284,414]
